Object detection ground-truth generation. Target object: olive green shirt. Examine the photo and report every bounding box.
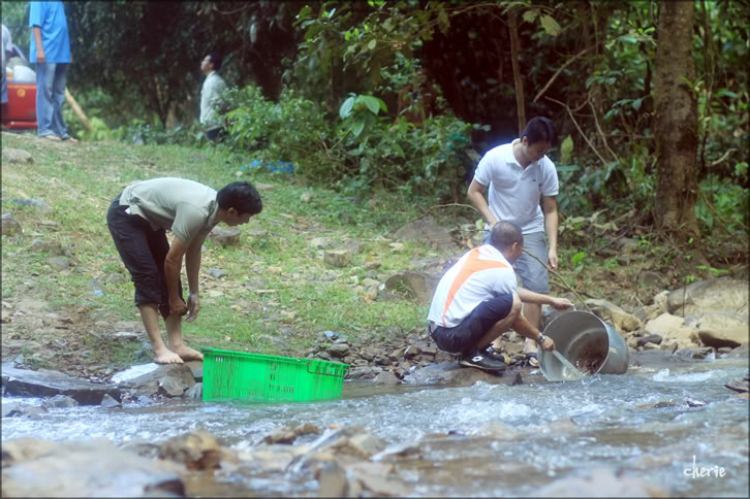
[119,177,220,243]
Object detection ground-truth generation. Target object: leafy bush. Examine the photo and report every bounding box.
[222,85,334,174]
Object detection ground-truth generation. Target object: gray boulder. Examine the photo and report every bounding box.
[2,148,33,164]
[2,366,121,405]
[393,217,457,252]
[385,272,440,303]
[1,438,185,497]
[404,362,517,387]
[668,278,749,318]
[1,213,22,235]
[209,227,241,247]
[121,363,197,397]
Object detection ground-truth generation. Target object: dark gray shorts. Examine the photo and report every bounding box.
[483,230,550,294]
[429,293,514,354]
[107,196,184,320]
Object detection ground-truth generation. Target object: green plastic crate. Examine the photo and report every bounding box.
[201,347,349,403]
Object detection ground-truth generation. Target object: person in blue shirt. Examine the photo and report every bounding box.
[29,1,76,141]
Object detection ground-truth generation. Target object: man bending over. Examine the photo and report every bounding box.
[107,178,262,364]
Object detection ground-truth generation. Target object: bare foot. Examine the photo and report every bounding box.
[173,345,203,362]
[154,347,184,364]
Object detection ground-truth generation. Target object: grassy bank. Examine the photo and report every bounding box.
[1,132,463,366]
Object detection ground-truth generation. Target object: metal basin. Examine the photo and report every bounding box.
[538,310,629,381]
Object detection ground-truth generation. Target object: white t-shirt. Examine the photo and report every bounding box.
[428,245,517,328]
[200,71,227,129]
[473,139,559,234]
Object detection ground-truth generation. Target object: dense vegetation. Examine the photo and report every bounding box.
[3,0,747,274]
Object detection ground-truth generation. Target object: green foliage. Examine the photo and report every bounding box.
[223,84,333,173]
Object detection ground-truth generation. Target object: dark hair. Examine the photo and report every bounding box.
[207,52,223,72]
[217,181,262,215]
[489,222,524,251]
[521,117,558,147]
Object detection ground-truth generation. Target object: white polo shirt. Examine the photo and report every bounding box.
[473,139,559,234]
[428,245,517,328]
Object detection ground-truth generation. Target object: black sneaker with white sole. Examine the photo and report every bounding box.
[459,349,506,371]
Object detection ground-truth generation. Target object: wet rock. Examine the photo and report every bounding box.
[724,377,750,394]
[2,366,121,405]
[373,370,400,386]
[121,363,196,398]
[2,213,22,235]
[158,430,223,471]
[2,438,185,497]
[101,393,122,408]
[371,443,423,462]
[697,329,748,349]
[206,268,226,279]
[347,462,410,496]
[2,403,48,418]
[537,467,668,497]
[644,313,699,349]
[184,382,202,400]
[48,256,70,271]
[209,227,241,247]
[264,427,299,445]
[685,398,707,408]
[42,394,79,409]
[295,423,323,437]
[328,342,350,358]
[636,334,663,348]
[347,367,377,380]
[469,421,520,440]
[2,148,33,164]
[393,216,456,252]
[336,432,388,459]
[584,298,643,332]
[385,271,440,303]
[636,401,679,409]
[403,345,420,359]
[136,395,154,405]
[315,460,348,497]
[185,360,203,381]
[668,278,749,317]
[404,362,506,387]
[324,249,352,267]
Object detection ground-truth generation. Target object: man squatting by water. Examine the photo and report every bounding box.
[428,222,573,371]
[107,178,262,364]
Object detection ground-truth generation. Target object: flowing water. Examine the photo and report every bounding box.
[3,358,749,497]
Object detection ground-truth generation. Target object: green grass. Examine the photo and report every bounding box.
[1,133,443,359]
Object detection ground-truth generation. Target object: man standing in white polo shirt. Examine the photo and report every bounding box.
[427,222,571,371]
[467,117,560,365]
[200,52,227,143]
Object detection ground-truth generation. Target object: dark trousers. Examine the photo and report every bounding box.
[106,196,183,320]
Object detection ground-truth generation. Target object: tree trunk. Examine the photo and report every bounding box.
[654,2,700,238]
[508,9,525,136]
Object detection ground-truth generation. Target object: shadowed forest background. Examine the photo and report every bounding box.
[3,0,748,275]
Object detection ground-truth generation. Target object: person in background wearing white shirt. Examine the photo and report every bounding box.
[200,52,227,143]
[467,117,560,367]
[427,222,571,371]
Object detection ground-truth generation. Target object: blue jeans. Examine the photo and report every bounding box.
[35,62,68,138]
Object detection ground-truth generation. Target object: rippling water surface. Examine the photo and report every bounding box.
[3,358,748,497]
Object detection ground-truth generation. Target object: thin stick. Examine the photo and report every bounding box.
[521,247,595,314]
[588,97,620,163]
[546,96,610,168]
[534,47,593,103]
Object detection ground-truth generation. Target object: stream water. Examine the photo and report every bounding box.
[3,357,749,497]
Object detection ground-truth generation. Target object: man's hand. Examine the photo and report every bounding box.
[36,49,46,64]
[186,293,200,323]
[550,297,574,310]
[548,248,558,270]
[540,336,555,351]
[170,297,187,317]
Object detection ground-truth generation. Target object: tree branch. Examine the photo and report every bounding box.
[534,47,593,103]
[545,96,610,167]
